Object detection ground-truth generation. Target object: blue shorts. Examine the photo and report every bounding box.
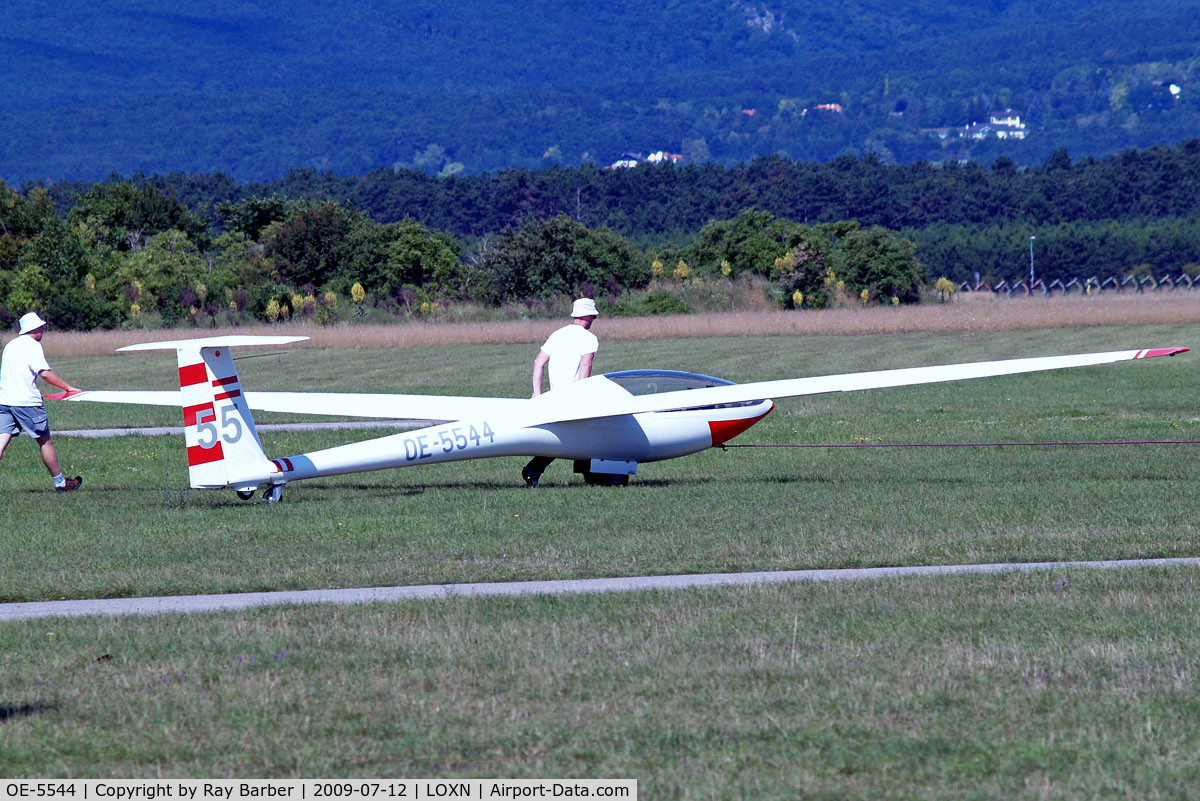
[0,405,51,439]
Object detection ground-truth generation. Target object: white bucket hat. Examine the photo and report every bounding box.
[571,298,599,318]
[18,312,47,335]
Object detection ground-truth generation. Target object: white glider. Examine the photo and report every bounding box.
[49,335,1187,502]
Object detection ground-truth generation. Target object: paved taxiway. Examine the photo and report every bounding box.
[4,558,1198,622]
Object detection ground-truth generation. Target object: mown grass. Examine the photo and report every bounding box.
[4,571,1200,796]
[2,320,1199,789]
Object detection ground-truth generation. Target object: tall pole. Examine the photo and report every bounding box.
[1029,235,1036,286]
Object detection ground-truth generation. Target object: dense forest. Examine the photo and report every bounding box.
[3,1,1200,182]
[4,141,1200,330]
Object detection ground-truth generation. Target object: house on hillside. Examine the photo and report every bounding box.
[646,151,683,164]
[989,109,1023,128]
[961,110,1028,140]
[604,150,683,169]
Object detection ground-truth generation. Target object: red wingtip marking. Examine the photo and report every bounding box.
[1138,347,1189,359]
[43,390,81,400]
[709,408,773,447]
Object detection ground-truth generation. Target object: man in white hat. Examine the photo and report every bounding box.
[523,297,600,486]
[0,313,83,492]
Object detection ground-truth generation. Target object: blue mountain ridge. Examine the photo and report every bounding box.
[2,0,1198,182]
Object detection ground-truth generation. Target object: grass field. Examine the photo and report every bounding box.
[3,304,1200,793]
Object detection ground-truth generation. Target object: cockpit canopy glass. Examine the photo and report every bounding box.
[603,369,736,396]
[603,369,763,410]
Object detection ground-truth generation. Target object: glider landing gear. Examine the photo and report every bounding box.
[573,459,636,487]
[262,484,285,504]
[236,488,256,501]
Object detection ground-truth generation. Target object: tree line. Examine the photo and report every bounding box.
[5,142,1200,329]
[0,186,925,330]
[68,140,1198,242]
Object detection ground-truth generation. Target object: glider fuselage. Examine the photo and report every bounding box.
[257,370,774,486]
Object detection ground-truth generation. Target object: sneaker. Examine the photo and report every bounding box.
[521,467,540,487]
[56,475,83,493]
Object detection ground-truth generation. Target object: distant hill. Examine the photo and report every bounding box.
[3,0,1199,182]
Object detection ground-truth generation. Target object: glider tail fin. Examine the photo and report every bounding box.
[119,336,307,490]
[176,343,273,489]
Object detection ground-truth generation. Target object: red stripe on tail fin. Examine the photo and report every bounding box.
[179,362,208,387]
[182,402,214,427]
[187,442,224,466]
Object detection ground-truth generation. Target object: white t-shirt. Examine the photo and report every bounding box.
[540,324,599,390]
[0,335,51,407]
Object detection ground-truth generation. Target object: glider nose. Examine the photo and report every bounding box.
[708,402,774,447]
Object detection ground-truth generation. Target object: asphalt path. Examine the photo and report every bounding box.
[4,557,1198,622]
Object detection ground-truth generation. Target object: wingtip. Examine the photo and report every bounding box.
[1137,347,1190,359]
[43,390,83,401]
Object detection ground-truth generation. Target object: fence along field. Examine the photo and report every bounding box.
[959,272,1200,295]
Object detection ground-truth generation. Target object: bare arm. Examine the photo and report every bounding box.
[531,350,550,397]
[577,352,595,381]
[38,369,80,393]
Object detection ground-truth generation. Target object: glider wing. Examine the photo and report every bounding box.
[520,347,1189,427]
[49,337,1187,429]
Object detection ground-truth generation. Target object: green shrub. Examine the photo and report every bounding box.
[610,288,689,316]
[47,287,121,330]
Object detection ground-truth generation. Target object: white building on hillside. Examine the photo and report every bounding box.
[961,110,1028,140]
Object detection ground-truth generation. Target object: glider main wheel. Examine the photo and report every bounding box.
[583,472,629,487]
[236,489,256,501]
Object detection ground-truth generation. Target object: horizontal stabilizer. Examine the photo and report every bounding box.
[117,335,309,352]
[49,389,526,422]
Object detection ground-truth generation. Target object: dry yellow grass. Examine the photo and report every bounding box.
[31,292,1200,358]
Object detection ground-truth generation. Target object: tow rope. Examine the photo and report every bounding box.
[723,440,1200,449]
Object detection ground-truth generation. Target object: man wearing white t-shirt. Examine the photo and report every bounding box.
[0,313,83,492]
[523,298,599,486]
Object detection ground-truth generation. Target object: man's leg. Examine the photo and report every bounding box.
[522,456,554,487]
[37,433,61,476]
[0,406,18,461]
[36,434,81,492]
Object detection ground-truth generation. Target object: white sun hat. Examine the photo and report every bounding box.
[571,298,599,318]
[18,312,47,335]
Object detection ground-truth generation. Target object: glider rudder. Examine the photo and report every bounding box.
[118,336,308,490]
